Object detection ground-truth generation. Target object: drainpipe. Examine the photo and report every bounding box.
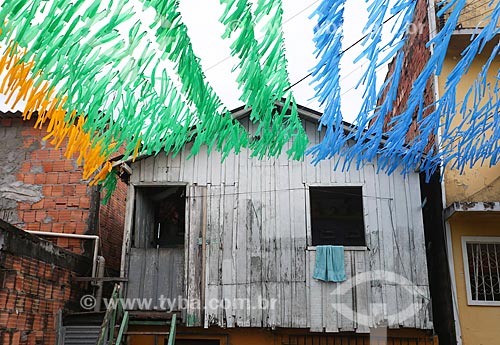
[25,231,100,279]
[94,256,106,311]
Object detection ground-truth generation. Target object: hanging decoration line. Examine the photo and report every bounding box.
[218,0,307,159]
[309,0,500,179]
[1,0,499,195]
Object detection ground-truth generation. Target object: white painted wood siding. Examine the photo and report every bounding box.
[127,117,432,332]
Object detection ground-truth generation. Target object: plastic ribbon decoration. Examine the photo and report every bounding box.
[1,0,500,199]
[0,0,299,200]
[219,0,307,159]
[309,0,500,179]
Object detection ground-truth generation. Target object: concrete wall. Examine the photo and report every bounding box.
[0,114,126,270]
[439,37,500,205]
[439,34,500,345]
[0,219,92,344]
[448,213,500,345]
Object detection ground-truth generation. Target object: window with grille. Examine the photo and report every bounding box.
[462,237,500,306]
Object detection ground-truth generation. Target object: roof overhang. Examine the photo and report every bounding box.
[444,201,500,220]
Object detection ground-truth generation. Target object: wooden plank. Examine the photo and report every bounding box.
[144,156,155,182]
[143,249,158,304]
[303,121,318,184]
[391,169,412,328]
[340,251,355,332]
[324,276,339,332]
[363,164,384,327]
[207,185,221,286]
[308,250,323,332]
[126,249,146,301]
[354,251,370,333]
[154,152,167,182]
[185,185,205,326]
[121,185,135,278]
[167,153,181,182]
[291,281,307,328]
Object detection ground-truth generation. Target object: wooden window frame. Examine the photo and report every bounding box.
[461,236,500,306]
[305,183,367,250]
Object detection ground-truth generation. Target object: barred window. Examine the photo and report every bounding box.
[462,237,500,305]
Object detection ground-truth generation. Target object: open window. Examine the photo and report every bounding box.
[132,186,185,249]
[309,186,365,246]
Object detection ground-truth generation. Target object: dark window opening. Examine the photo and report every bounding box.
[310,186,365,246]
[133,186,185,249]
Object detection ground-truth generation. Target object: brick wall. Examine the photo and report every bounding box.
[0,114,126,271]
[0,220,92,345]
[99,179,127,271]
[377,0,435,146]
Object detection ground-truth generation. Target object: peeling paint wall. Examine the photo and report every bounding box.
[439,37,500,205]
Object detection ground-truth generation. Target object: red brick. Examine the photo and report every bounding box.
[25,223,40,231]
[40,223,52,232]
[31,201,43,210]
[69,172,81,183]
[75,185,88,195]
[34,174,46,184]
[57,173,70,184]
[47,210,59,222]
[79,196,90,209]
[35,150,49,160]
[23,211,36,222]
[51,161,65,172]
[63,185,76,196]
[43,198,56,209]
[45,173,58,184]
[23,174,35,184]
[35,211,46,222]
[67,197,79,207]
[52,185,63,196]
[64,161,74,171]
[58,210,72,221]
[18,203,30,210]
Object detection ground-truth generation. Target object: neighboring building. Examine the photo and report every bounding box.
[0,111,128,343]
[106,104,436,345]
[0,111,126,271]
[383,1,500,344]
[439,3,500,345]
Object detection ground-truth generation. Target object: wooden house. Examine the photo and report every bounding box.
[114,104,436,345]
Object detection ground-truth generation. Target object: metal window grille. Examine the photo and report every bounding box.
[465,242,500,303]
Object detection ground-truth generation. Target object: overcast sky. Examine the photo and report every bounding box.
[0,0,375,123]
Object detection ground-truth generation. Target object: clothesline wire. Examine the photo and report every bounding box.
[284,10,402,92]
[180,186,394,200]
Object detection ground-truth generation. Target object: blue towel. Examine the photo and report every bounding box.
[313,245,346,282]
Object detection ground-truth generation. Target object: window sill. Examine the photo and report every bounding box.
[307,246,368,251]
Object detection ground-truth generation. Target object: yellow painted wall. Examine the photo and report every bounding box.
[456,0,499,29]
[127,326,435,345]
[449,214,500,345]
[439,36,500,204]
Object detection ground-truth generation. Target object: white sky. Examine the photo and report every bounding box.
[0,0,377,123]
